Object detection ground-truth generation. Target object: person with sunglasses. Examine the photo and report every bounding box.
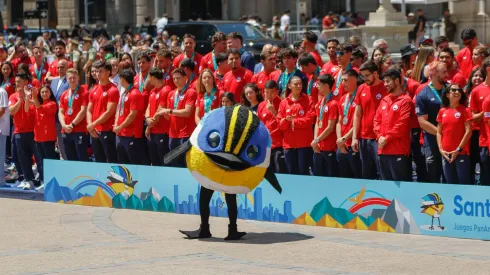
[456,28,479,79]
[437,84,473,184]
[324,43,358,102]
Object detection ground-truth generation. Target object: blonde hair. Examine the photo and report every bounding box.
[412,46,435,82]
[196,68,217,94]
[66,68,79,75]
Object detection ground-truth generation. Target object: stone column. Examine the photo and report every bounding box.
[135,0,147,26]
[221,0,229,20]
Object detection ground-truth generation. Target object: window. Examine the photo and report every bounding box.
[78,0,106,24]
[217,24,267,40]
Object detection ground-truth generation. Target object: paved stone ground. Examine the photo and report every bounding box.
[1,199,490,275]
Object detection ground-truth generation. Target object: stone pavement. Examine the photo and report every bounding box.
[1,199,490,275]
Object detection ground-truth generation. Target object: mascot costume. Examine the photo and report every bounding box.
[164,105,282,240]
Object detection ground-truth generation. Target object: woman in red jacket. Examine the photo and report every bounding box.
[194,68,222,125]
[437,83,473,184]
[28,85,57,184]
[277,76,315,175]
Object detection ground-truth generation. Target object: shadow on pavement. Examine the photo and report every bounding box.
[196,232,314,244]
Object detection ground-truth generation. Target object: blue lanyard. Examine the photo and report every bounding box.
[188,73,195,84]
[343,89,357,118]
[0,78,8,88]
[35,62,45,82]
[188,52,196,62]
[139,73,148,93]
[68,85,80,109]
[402,77,408,93]
[281,68,297,91]
[204,87,216,113]
[239,48,246,56]
[162,64,173,81]
[335,63,352,92]
[319,93,333,121]
[307,67,321,96]
[428,82,443,103]
[119,85,132,116]
[174,84,189,109]
[211,50,218,71]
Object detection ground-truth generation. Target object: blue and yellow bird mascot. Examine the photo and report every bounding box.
[164,105,282,240]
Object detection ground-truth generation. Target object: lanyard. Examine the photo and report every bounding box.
[307,67,321,96]
[203,87,216,113]
[402,77,408,93]
[239,47,246,56]
[139,73,148,93]
[211,50,218,71]
[428,82,443,103]
[216,73,223,82]
[189,73,195,84]
[119,85,132,116]
[343,89,357,118]
[162,64,173,81]
[187,52,196,62]
[35,62,45,82]
[319,93,333,121]
[174,84,189,109]
[281,68,297,91]
[0,78,8,88]
[68,85,80,109]
[334,63,352,93]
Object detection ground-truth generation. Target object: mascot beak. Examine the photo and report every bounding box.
[205,152,252,171]
[264,166,282,194]
[164,140,192,165]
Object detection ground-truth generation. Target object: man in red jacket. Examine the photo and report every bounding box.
[352,60,387,180]
[298,53,321,104]
[223,49,253,102]
[257,80,285,173]
[251,50,280,94]
[46,40,73,82]
[134,53,154,108]
[199,32,227,73]
[336,69,361,178]
[213,53,230,91]
[155,49,176,90]
[439,48,466,88]
[374,68,412,181]
[302,31,324,67]
[29,46,48,85]
[172,34,202,76]
[311,74,339,177]
[321,39,339,75]
[456,28,479,79]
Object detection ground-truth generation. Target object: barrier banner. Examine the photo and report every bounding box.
[44,160,490,240]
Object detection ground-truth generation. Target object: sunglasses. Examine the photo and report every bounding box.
[336,51,345,56]
[463,39,473,46]
[449,88,462,93]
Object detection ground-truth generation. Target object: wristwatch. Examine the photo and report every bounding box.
[315,137,320,143]
[71,122,76,128]
[170,109,173,115]
[457,147,462,152]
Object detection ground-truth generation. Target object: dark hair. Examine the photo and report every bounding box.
[298,53,317,66]
[435,36,449,47]
[14,43,25,51]
[260,50,274,61]
[483,58,490,76]
[54,40,66,48]
[17,63,31,78]
[351,47,365,61]
[359,60,379,73]
[438,47,454,58]
[149,67,164,80]
[87,64,97,89]
[0,62,14,83]
[284,76,303,97]
[326,39,340,46]
[303,31,318,44]
[103,43,115,55]
[461,28,477,40]
[371,47,387,61]
[183,33,196,41]
[281,48,298,59]
[293,40,303,49]
[465,67,485,94]
[157,49,172,59]
[317,74,335,90]
[382,68,402,83]
[93,60,112,71]
[343,69,359,78]
[215,52,228,64]
[221,92,236,105]
[442,83,467,107]
[242,83,264,107]
[180,58,195,71]
[38,85,56,104]
[211,32,227,47]
[227,32,243,44]
[227,48,241,57]
[338,43,353,53]
[171,68,186,77]
[120,52,133,63]
[119,69,135,85]
[137,52,151,62]
[15,73,30,81]
[264,80,278,89]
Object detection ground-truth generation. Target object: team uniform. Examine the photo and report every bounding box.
[313,95,339,177]
[470,84,490,185]
[146,85,171,166]
[172,52,203,76]
[34,99,57,182]
[223,68,253,103]
[257,96,285,173]
[337,91,361,178]
[277,69,308,95]
[251,70,281,95]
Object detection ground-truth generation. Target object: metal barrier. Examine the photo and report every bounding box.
[319,28,363,44]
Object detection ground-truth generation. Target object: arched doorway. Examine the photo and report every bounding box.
[180,0,222,21]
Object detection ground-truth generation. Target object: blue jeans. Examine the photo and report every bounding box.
[15,133,40,181]
[411,128,427,182]
[62,132,89,161]
[336,147,361,179]
[359,138,379,179]
[284,147,313,175]
[169,137,189,168]
[0,134,6,184]
[147,133,169,166]
[116,136,144,165]
[379,155,411,181]
[313,151,339,177]
[442,154,471,185]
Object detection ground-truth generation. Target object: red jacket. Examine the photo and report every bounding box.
[34,100,57,142]
[277,93,315,149]
[374,93,412,155]
[315,97,339,152]
[251,70,281,95]
[257,96,283,149]
[354,81,388,140]
[172,52,203,76]
[223,67,253,103]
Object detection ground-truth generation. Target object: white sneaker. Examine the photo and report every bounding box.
[23,181,34,190]
[13,181,26,188]
[35,183,45,193]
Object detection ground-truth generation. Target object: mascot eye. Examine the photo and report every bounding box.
[207,131,221,148]
[246,145,259,160]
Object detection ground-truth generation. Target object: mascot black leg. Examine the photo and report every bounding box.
[179,186,213,239]
[224,193,246,240]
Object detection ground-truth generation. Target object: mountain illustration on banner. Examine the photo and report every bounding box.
[293,190,419,234]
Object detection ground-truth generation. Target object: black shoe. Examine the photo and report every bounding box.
[179,224,212,239]
[224,224,246,241]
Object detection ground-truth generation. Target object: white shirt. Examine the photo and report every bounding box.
[0,88,9,136]
[280,14,290,31]
[110,74,123,95]
[57,76,66,92]
[157,17,168,33]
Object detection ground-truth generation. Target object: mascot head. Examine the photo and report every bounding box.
[164,105,281,195]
